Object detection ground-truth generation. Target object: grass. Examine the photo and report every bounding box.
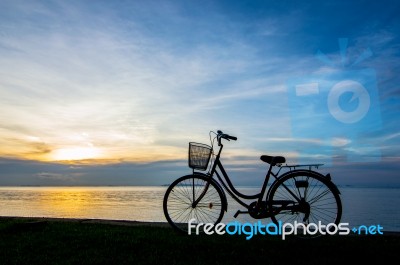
[0,217,399,265]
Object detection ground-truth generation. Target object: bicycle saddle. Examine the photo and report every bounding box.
[260,155,286,165]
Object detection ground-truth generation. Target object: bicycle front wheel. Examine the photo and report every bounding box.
[163,174,225,233]
[268,171,342,237]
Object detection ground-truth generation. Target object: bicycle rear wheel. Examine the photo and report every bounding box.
[268,171,342,238]
[163,174,225,233]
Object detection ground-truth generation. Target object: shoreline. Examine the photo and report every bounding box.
[1,216,399,236]
[0,216,170,228]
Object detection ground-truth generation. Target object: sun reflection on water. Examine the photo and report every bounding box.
[0,186,167,221]
[0,186,399,231]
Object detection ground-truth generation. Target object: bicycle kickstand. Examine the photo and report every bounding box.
[234,210,249,218]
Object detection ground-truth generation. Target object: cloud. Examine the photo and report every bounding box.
[35,172,83,182]
[0,0,399,186]
[0,157,188,186]
[0,0,295,163]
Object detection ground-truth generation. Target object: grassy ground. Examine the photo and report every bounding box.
[0,217,399,265]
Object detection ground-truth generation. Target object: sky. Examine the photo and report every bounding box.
[0,0,399,186]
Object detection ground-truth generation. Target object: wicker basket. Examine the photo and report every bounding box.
[188,142,212,171]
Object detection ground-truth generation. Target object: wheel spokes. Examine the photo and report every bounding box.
[164,176,224,233]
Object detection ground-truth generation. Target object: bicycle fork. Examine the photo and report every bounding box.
[191,179,211,208]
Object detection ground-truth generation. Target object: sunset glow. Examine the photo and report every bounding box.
[0,0,398,186]
[51,147,102,161]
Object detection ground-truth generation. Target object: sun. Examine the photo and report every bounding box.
[52,147,101,161]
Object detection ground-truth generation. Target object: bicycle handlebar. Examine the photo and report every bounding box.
[225,135,238,141]
[216,130,237,145]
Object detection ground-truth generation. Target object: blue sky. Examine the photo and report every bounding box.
[0,0,399,186]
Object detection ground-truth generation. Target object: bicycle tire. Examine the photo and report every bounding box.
[163,174,225,233]
[268,170,342,238]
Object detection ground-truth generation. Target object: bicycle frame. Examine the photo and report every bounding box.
[194,142,282,211]
[164,131,342,233]
[193,140,328,214]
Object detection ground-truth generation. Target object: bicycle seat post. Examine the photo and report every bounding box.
[257,163,274,206]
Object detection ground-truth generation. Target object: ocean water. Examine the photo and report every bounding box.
[0,186,398,231]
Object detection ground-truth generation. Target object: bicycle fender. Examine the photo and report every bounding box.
[192,172,229,212]
[268,169,341,198]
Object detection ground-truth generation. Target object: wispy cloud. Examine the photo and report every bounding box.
[0,0,293,163]
[0,0,399,185]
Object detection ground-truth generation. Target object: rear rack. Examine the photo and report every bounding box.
[278,164,324,171]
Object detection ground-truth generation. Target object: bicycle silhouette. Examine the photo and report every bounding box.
[163,130,342,237]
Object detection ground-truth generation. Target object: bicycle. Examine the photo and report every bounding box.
[163,130,342,237]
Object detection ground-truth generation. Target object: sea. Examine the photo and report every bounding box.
[0,186,399,232]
